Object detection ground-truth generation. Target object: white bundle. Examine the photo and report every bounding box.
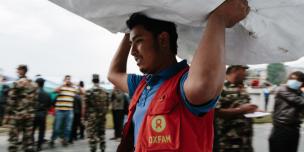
[49,0,304,64]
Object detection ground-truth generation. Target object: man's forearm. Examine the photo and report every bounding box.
[108,34,131,92]
[185,14,226,105]
[109,34,130,72]
[216,108,244,118]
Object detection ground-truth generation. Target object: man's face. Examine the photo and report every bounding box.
[289,74,298,81]
[17,69,26,78]
[64,77,72,86]
[289,75,304,87]
[130,25,162,74]
[235,68,247,85]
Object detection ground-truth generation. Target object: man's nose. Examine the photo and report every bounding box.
[130,45,137,56]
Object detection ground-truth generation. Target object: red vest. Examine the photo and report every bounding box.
[117,67,214,152]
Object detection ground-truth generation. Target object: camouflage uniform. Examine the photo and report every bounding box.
[3,78,38,152]
[111,89,127,139]
[215,81,253,152]
[85,84,109,152]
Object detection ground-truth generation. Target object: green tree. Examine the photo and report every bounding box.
[266,63,287,85]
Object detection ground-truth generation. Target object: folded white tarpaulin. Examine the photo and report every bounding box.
[48,0,304,64]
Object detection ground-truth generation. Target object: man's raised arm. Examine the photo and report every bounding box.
[107,34,131,93]
[183,0,250,105]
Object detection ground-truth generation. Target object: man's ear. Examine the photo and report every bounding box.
[158,32,169,48]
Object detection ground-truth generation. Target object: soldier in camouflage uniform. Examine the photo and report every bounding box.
[3,65,37,152]
[215,65,258,152]
[110,87,127,140]
[85,74,109,152]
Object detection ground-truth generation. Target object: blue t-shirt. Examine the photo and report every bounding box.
[127,60,218,145]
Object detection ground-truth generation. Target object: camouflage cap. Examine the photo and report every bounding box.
[92,74,100,83]
[92,74,99,80]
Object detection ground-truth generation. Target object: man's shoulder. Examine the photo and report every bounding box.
[127,74,144,85]
[276,85,300,97]
[61,86,77,92]
[90,86,106,92]
[87,87,107,95]
[39,89,49,95]
[112,90,123,95]
[13,78,37,91]
[277,85,287,92]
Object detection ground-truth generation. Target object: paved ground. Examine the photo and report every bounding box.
[0,130,119,152]
[253,123,304,152]
[0,124,303,152]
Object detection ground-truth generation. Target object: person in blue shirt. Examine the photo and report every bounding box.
[108,0,250,150]
[0,76,9,126]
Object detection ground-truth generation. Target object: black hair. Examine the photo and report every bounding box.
[226,66,248,75]
[17,65,28,73]
[35,78,45,88]
[79,81,84,87]
[126,13,178,55]
[226,67,240,75]
[289,71,304,82]
[64,75,71,79]
[2,76,6,81]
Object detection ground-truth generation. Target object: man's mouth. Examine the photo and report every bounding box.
[135,57,142,65]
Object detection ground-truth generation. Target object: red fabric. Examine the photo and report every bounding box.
[48,107,55,116]
[118,67,214,152]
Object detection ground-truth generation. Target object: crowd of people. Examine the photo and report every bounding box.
[1,0,304,152]
[0,65,129,152]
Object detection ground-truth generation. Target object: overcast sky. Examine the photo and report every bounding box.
[1,0,303,85]
[0,0,140,84]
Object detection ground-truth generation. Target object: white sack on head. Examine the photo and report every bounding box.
[49,0,304,64]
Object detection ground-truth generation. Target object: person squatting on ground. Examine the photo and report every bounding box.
[107,0,250,151]
[85,74,109,152]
